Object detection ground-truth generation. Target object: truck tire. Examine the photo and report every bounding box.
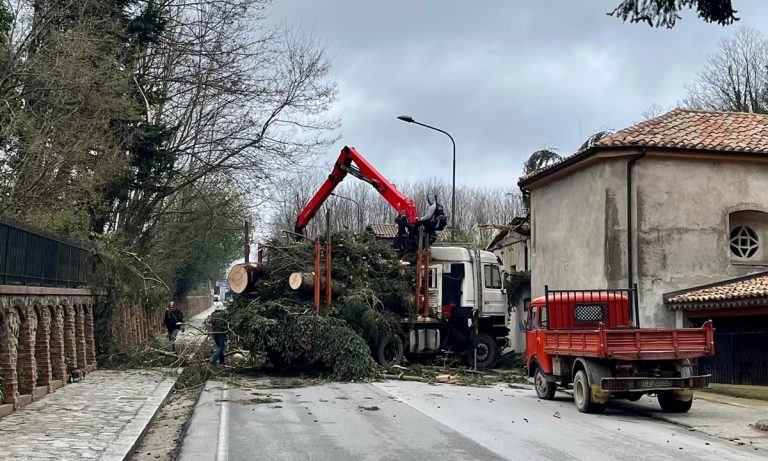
[267,349,288,370]
[534,367,556,400]
[474,333,499,370]
[657,391,693,413]
[573,370,607,414]
[375,334,403,367]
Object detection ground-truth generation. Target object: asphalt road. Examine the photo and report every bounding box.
[179,380,764,461]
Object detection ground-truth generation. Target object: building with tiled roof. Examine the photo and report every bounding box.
[366,223,451,242]
[520,109,768,385]
[520,108,768,187]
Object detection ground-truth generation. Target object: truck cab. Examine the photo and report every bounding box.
[392,245,509,369]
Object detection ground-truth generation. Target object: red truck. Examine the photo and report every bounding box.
[525,287,714,413]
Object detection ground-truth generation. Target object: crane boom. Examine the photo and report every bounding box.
[294,146,420,235]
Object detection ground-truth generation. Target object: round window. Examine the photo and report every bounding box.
[730,226,759,259]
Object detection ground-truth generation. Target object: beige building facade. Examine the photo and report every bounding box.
[519,109,768,329]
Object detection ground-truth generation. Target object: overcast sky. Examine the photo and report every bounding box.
[266,0,768,192]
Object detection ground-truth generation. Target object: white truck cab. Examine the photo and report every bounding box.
[428,245,508,320]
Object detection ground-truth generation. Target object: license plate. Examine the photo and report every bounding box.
[642,379,673,388]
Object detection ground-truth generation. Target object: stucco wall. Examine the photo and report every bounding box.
[634,156,768,327]
[530,159,629,298]
[529,153,768,329]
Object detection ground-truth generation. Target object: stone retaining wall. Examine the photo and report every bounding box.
[0,287,96,415]
[0,288,212,417]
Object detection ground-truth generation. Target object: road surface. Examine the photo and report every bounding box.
[179,380,763,461]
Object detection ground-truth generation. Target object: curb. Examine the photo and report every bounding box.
[101,373,179,461]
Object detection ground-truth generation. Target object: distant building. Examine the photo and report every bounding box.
[486,217,531,353]
[366,223,451,245]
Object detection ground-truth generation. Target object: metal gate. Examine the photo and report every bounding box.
[697,315,768,385]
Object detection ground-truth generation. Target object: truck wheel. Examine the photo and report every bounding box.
[657,391,693,413]
[474,333,499,370]
[375,334,403,367]
[573,370,606,414]
[534,367,556,400]
[267,350,288,370]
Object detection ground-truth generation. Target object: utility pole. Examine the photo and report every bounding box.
[243,219,250,263]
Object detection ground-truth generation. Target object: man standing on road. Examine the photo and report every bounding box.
[164,301,185,352]
[209,305,228,365]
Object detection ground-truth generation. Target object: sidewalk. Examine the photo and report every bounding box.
[0,307,214,461]
[613,391,768,452]
[702,383,768,402]
[0,369,176,460]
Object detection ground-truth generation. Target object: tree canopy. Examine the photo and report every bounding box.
[0,0,337,297]
[609,0,739,28]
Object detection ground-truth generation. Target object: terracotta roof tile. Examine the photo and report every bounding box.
[595,109,768,152]
[520,109,768,184]
[665,272,768,304]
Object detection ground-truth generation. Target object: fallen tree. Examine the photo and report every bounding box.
[226,232,415,380]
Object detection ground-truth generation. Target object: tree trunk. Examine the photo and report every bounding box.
[228,263,267,294]
[288,272,343,294]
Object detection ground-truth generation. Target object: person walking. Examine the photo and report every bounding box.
[164,301,185,352]
[209,305,228,365]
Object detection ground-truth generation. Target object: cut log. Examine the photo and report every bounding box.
[288,272,344,294]
[228,263,267,294]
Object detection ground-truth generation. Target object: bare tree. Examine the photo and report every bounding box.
[684,27,768,114]
[267,171,525,245]
[0,0,339,294]
[641,103,664,120]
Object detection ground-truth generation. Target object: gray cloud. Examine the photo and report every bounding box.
[268,0,767,189]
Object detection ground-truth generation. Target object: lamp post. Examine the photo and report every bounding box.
[397,115,456,241]
[330,192,364,233]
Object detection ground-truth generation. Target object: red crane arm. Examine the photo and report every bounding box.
[294,146,419,235]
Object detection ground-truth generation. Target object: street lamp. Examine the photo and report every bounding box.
[330,192,364,233]
[397,115,456,241]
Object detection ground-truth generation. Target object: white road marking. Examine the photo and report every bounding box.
[216,386,229,461]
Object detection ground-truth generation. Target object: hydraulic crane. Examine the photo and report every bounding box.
[294,146,445,251]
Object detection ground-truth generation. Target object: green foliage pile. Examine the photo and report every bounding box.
[228,232,416,380]
[504,270,531,308]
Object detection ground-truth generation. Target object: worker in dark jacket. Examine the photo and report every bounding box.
[418,194,448,243]
[164,301,185,352]
[209,306,229,365]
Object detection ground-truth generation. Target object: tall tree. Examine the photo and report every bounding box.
[609,0,738,28]
[0,0,338,294]
[684,27,768,114]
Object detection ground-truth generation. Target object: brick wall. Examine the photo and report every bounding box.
[0,289,212,417]
[0,288,96,414]
[175,294,213,319]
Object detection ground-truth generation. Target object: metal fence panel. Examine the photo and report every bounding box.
[0,218,88,288]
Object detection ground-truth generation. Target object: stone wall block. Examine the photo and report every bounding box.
[35,304,52,387]
[63,304,77,370]
[85,304,96,367]
[16,303,38,396]
[0,307,21,406]
[49,306,66,383]
[74,305,87,370]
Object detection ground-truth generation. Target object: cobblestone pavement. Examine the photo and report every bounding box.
[0,368,175,460]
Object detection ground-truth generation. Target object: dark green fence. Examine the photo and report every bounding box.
[0,217,88,288]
